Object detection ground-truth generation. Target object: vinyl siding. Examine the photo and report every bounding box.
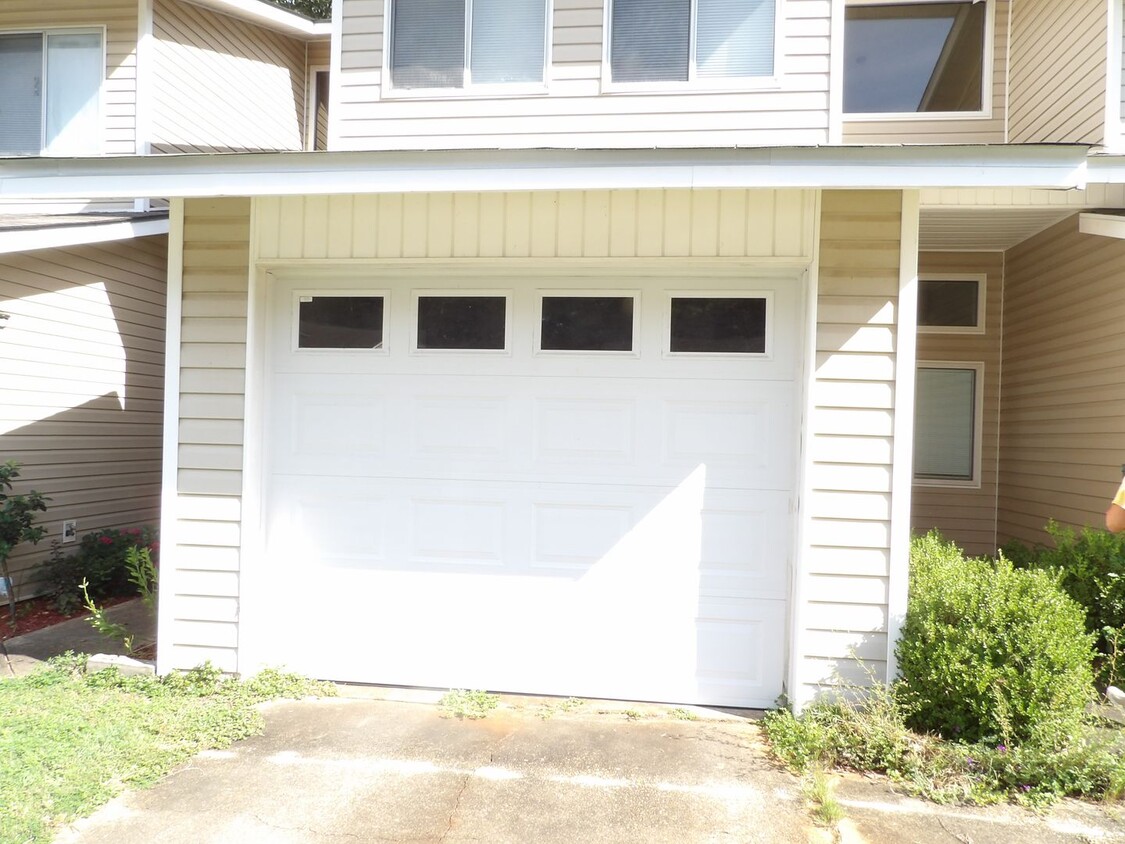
[796,190,903,699]
[151,0,306,153]
[165,197,250,674]
[911,252,1003,558]
[0,0,137,155]
[1008,0,1106,144]
[996,215,1125,545]
[843,1,1009,145]
[0,236,167,597]
[334,0,830,150]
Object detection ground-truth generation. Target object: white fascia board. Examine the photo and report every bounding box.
[1086,154,1125,183]
[0,146,1090,200]
[179,0,331,36]
[1079,211,1125,239]
[0,217,170,255]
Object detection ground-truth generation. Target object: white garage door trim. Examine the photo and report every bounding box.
[238,261,809,707]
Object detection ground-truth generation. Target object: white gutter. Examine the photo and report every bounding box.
[1085,153,1125,183]
[181,0,331,37]
[0,216,170,254]
[0,146,1090,200]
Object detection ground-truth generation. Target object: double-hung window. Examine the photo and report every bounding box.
[609,0,776,83]
[389,0,547,90]
[0,30,103,156]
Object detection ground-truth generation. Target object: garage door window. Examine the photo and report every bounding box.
[298,295,385,349]
[540,295,636,352]
[669,296,768,354]
[417,295,507,350]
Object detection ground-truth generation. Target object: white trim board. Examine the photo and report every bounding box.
[0,146,1091,200]
[0,216,169,254]
[1079,211,1125,239]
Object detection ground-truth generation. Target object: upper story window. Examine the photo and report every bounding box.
[0,30,103,156]
[389,0,547,90]
[609,0,776,83]
[844,1,987,115]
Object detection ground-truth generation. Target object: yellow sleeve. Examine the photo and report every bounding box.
[1113,477,1125,508]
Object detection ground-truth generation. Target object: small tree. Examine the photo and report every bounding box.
[0,461,49,625]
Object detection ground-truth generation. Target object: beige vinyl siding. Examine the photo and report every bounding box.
[166,197,250,674]
[797,190,902,698]
[1008,0,1106,144]
[307,37,329,69]
[0,0,137,155]
[911,252,1003,558]
[843,1,1009,145]
[151,0,306,153]
[997,215,1125,546]
[334,0,830,150]
[0,236,166,597]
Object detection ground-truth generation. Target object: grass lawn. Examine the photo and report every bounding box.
[0,655,334,844]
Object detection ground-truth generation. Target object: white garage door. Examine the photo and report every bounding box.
[256,271,802,707]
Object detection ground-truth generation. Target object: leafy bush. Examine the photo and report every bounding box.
[46,526,158,613]
[898,532,1095,747]
[1002,522,1125,688]
[0,460,49,621]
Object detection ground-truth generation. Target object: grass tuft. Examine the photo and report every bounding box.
[439,689,499,720]
[803,768,846,827]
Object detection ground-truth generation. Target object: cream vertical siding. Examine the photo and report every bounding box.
[911,252,1003,558]
[0,0,137,155]
[797,190,902,698]
[151,0,306,153]
[1008,0,1106,144]
[334,0,830,149]
[0,236,166,597]
[997,215,1125,545]
[843,1,1009,145]
[166,197,250,673]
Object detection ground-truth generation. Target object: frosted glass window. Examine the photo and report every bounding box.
[391,0,546,89]
[0,31,102,156]
[914,367,978,482]
[611,0,775,82]
[844,2,986,113]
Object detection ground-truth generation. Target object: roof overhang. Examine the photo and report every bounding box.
[0,214,170,255]
[0,146,1091,200]
[1079,210,1125,240]
[179,0,331,37]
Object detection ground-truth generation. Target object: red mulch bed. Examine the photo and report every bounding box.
[0,594,132,641]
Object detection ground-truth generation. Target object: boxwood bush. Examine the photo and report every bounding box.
[898,532,1095,747]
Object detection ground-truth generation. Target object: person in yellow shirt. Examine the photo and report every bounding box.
[1107,474,1125,532]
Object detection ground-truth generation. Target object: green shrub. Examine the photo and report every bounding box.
[899,532,1095,747]
[1003,522,1125,688]
[46,526,158,613]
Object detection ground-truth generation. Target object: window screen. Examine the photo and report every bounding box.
[844,2,986,113]
[417,296,507,350]
[540,296,635,351]
[298,296,384,349]
[918,279,980,328]
[914,367,977,481]
[0,35,44,155]
[670,297,767,353]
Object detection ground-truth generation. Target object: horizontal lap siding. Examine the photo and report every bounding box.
[0,0,137,155]
[911,253,1003,558]
[799,190,902,700]
[1008,0,1105,144]
[335,0,829,149]
[169,197,251,673]
[151,0,306,153]
[0,236,167,597]
[997,216,1125,545]
[843,0,1009,145]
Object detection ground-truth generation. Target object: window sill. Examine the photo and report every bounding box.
[844,110,992,123]
[600,76,783,96]
[914,478,982,490]
[380,84,550,101]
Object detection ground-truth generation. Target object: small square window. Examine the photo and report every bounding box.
[417,295,507,350]
[918,278,984,332]
[669,297,767,354]
[914,364,981,484]
[298,296,384,349]
[540,296,635,352]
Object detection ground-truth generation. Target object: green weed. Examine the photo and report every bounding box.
[439,689,499,719]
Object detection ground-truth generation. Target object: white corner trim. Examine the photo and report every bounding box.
[1079,211,1125,239]
[327,0,343,150]
[0,217,169,255]
[179,0,331,36]
[886,190,921,684]
[155,199,185,677]
[136,0,154,157]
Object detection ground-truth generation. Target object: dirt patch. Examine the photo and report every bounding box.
[0,594,132,641]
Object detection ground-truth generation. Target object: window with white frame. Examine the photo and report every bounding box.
[844,1,988,115]
[913,363,983,485]
[0,30,103,156]
[609,0,776,83]
[918,275,985,333]
[389,0,547,89]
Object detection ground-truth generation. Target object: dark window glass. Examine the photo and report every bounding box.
[918,280,979,327]
[418,296,506,350]
[844,2,985,114]
[298,296,384,349]
[541,296,634,352]
[670,297,766,353]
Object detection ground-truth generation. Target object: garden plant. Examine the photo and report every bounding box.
[0,460,49,625]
